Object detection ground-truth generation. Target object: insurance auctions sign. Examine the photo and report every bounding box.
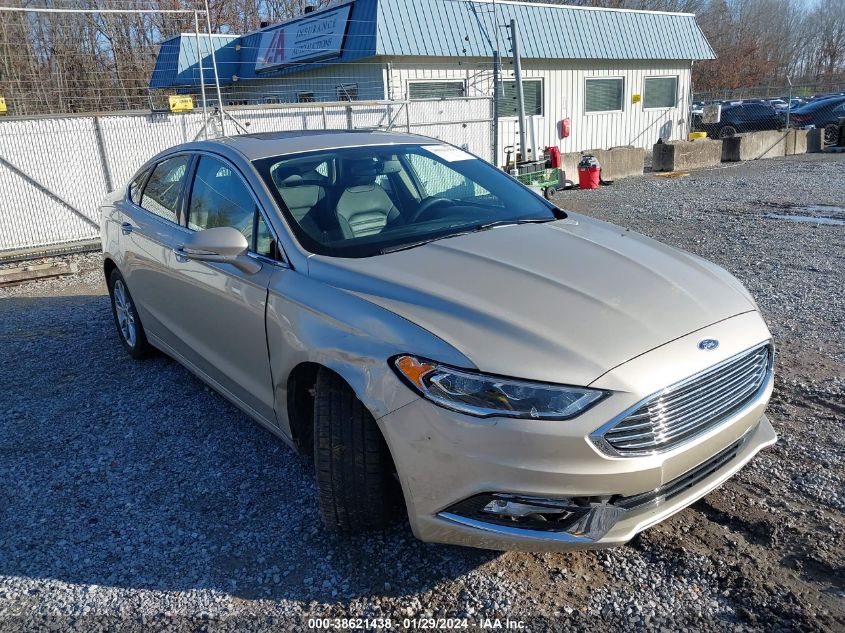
[255,5,351,72]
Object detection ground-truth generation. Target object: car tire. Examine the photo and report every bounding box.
[108,268,152,359]
[824,124,839,146]
[718,125,737,139]
[313,368,398,532]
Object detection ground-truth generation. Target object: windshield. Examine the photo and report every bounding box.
[253,143,559,258]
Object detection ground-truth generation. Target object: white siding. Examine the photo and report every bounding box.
[227,62,387,104]
[388,57,692,164]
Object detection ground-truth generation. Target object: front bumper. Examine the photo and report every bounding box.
[377,311,776,551]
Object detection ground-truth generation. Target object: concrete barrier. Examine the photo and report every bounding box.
[559,146,645,182]
[652,139,722,171]
[721,130,789,161]
[806,128,824,153]
[784,129,808,156]
[592,146,646,180]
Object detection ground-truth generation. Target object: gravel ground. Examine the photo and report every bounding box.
[1,153,843,632]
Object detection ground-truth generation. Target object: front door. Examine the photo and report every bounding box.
[165,154,279,426]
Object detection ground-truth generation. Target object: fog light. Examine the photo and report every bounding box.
[440,492,626,541]
[482,498,575,521]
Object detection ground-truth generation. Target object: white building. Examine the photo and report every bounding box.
[151,0,715,165]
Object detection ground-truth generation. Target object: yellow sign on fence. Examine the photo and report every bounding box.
[631,93,642,104]
[168,95,194,113]
[0,97,7,114]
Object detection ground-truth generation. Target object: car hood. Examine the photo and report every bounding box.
[307,214,756,387]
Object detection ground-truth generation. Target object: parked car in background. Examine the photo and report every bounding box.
[787,95,845,145]
[100,131,777,551]
[699,102,783,138]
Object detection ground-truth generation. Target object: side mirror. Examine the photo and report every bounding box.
[174,226,262,274]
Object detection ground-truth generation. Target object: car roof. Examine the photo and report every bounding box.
[795,95,845,111]
[199,130,439,161]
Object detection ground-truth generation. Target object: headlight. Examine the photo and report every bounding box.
[391,355,607,420]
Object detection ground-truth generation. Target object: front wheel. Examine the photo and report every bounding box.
[313,369,399,532]
[108,268,152,359]
[718,125,738,139]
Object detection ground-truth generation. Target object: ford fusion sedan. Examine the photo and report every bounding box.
[100,131,776,550]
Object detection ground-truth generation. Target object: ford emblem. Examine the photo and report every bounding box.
[698,339,719,351]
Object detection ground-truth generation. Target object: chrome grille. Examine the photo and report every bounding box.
[596,344,772,456]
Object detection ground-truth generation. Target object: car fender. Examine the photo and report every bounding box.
[265,265,472,438]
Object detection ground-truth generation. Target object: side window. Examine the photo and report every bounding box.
[140,156,190,223]
[255,213,275,258]
[128,167,150,205]
[188,156,258,247]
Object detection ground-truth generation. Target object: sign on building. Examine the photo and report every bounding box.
[255,4,351,73]
[0,97,7,115]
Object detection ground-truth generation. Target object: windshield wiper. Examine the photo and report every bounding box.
[379,217,559,255]
[474,217,557,231]
[379,229,476,254]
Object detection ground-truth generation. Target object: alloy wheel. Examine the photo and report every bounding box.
[113,279,137,348]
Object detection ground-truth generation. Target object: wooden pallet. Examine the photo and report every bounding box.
[0,261,79,287]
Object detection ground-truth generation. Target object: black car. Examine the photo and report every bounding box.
[787,96,845,145]
[698,102,782,139]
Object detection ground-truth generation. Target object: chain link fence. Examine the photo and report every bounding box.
[0,97,492,256]
[691,81,845,145]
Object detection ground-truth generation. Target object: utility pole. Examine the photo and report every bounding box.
[194,11,208,139]
[510,18,526,163]
[203,0,226,136]
[491,0,500,167]
[492,50,501,167]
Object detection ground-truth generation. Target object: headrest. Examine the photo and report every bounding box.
[348,159,402,179]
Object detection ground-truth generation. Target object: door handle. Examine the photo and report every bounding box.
[120,222,134,235]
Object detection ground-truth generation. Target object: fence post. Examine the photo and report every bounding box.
[346,105,353,130]
[92,116,114,193]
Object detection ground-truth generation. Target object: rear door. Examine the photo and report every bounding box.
[120,153,194,351]
[165,153,279,425]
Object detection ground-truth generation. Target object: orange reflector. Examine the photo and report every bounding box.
[395,355,436,389]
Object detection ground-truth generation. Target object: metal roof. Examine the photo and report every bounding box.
[375,0,715,60]
[149,0,714,89]
[149,33,239,89]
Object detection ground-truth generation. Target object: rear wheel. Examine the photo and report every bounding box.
[108,268,152,359]
[824,124,839,147]
[313,368,398,532]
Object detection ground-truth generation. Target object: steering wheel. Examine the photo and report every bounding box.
[409,197,455,224]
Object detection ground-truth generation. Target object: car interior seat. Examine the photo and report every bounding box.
[335,160,403,239]
[271,165,330,239]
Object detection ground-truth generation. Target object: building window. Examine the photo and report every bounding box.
[585,77,624,113]
[643,76,678,109]
[264,95,280,104]
[227,99,249,106]
[337,84,358,101]
[408,80,466,100]
[297,92,315,103]
[497,79,543,118]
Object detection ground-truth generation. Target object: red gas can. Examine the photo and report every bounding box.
[544,146,561,168]
[577,155,601,190]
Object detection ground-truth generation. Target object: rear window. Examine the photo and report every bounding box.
[128,168,151,205]
[140,156,190,224]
